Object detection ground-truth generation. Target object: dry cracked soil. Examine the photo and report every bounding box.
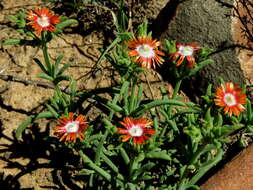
[0,0,170,189]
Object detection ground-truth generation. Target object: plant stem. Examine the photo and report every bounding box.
[92,36,120,74]
[189,144,216,165]
[95,129,109,163]
[178,144,217,189]
[41,31,52,75]
[79,150,111,181]
[188,148,223,186]
[165,79,183,121]
[172,79,182,99]
[130,99,186,116]
[129,152,144,181]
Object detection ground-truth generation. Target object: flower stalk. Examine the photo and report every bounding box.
[172,79,182,99]
[41,31,52,75]
[79,150,111,181]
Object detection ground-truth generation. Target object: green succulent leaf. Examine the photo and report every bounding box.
[15,112,54,139]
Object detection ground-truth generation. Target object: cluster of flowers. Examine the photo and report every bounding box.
[26,8,247,145]
[55,114,155,146]
[54,82,246,144]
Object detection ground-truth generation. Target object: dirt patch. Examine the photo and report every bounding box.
[0,0,169,189]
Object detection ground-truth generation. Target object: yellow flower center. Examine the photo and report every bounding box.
[128,125,143,137]
[65,122,79,133]
[37,15,50,27]
[179,46,194,56]
[224,93,237,106]
[137,44,154,58]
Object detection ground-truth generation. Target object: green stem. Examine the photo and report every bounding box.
[119,147,130,165]
[129,84,137,113]
[188,149,223,186]
[178,144,216,188]
[41,31,52,75]
[88,128,109,186]
[94,36,120,70]
[88,87,124,185]
[160,124,168,138]
[163,79,183,121]
[95,129,109,164]
[129,152,144,181]
[79,150,111,181]
[172,79,182,99]
[189,144,216,165]
[130,99,186,116]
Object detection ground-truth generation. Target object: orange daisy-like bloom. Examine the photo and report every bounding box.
[117,117,155,145]
[54,112,88,143]
[214,82,247,116]
[125,36,165,69]
[169,42,200,68]
[27,8,60,35]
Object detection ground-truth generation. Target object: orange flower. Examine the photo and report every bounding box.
[117,117,155,145]
[214,82,247,116]
[169,42,200,68]
[27,8,60,35]
[125,36,164,69]
[54,112,88,143]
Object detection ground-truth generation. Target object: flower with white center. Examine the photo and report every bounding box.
[128,125,143,137]
[178,46,194,56]
[37,15,50,27]
[54,112,88,143]
[214,82,246,116]
[223,93,237,107]
[65,122,80,133]
[27,8,60,35]
[136,44,154,58]
[126,36,164,69]
[117,117,155,145]
[169,42,200,68]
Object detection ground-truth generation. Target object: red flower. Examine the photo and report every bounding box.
[54,112,88,143]
[125,36,164,69]
[169,42,200,68]
[27,8,60,35]
[214,82,247,116]
[117,117,155,145]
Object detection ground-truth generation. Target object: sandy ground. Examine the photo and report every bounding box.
[0,0,170,189]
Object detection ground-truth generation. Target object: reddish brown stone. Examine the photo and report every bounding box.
[201,144,253,190]
[232,0,253,85]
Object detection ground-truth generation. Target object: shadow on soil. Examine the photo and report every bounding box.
[0,123,83,190]
[0,83,120,190]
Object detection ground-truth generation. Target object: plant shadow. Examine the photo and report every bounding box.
[0,123,84,190]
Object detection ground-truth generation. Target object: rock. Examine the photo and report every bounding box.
[152,0,246,97]
[131,0,170,27]
[201,144,253,190]
[232,0,253,85]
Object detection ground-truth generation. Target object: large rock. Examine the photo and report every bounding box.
[232,0,253,85]
[152,0,247,96]
[201,144,253,190]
